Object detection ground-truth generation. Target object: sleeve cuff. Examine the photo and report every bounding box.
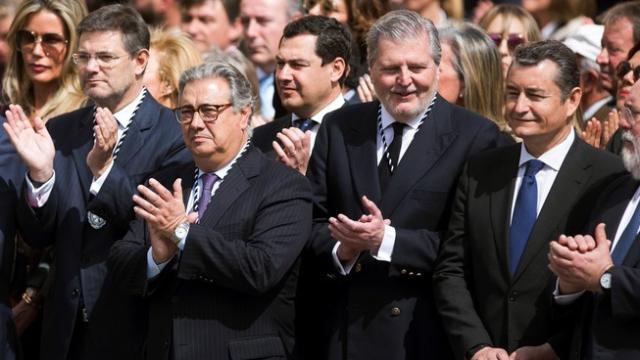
[372,224,395,262]
[25,171,55,208]
[332,242,358,275]
[553,280,585,305]
[147,247,172,279]
[89,162,114,195]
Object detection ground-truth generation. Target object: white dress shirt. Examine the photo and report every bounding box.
[26,89,147,206]
[332,103,430,274]
[257,68,275,120]
[290,94,345,151]
[146,141,250,278]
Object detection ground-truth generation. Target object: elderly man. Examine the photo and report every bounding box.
[434,40,624,360]
[239,0,301,120]
[181,0,242,53]
[109,62,312,360]
[253,15,350,174]
[3,5,189,359]
[549,78,640,359]
[299,10,505,360]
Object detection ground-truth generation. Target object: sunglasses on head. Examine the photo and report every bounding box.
[487,33,525,52]
[616,60,640,81]
[16,30,67,54]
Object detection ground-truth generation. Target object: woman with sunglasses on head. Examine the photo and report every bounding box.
[2,0,87,120]
[479,4,541,78]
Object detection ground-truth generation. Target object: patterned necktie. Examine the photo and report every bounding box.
[612,203,640,264]
[197,173,219,220]
[378,122,406,195]
[295,118,317,132]
[509,159,545,275]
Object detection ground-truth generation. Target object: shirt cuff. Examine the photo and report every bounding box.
[146,247,172,279]
[89,162,114,195]
[553,280,585,305]
[25,171,55,208]
[332,242,358,275]
[372,224,395,262]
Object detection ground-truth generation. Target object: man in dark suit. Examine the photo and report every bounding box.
[434,41,625,360]
[0,119,21,360]
[549,78,640,360]
[253,15,350,175]
[108,62,312,359]
[298,10,505,360]
[3,5,189,360]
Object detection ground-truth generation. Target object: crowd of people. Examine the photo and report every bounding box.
[0,0,638,359]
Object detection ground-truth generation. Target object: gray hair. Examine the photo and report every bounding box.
[179,62,255,113]
[366,9,441,67]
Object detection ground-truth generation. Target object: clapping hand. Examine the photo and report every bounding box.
[87,107,118,178]
[272,127,311,175]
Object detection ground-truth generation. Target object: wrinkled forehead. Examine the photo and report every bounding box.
[180,76,231,104]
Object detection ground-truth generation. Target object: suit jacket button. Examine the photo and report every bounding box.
[408,272,414,276]
[71,288,80,298]
[400,269,408,275]
[391,307,401,316]
[416,272,422,276]
[355,263,362,272]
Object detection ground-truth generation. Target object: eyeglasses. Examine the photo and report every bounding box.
[616,60,640,81]
[487,33,526,52]
[72,52,128,69]
[620,105,640,126]
[175,103,233,124]
[16,30,67,56]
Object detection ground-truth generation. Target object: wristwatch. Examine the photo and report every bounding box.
[172,222,190,245]
[599,270,612,291]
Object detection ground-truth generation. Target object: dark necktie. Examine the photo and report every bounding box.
[378,122,406,195]
[294,118,317,132]
[509,159,545,275]
[611,203,640,264]
[197,173,219,220]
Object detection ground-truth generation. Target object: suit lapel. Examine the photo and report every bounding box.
[489,145,520,278]
[380,96,457,216]
[67,107,96,202]
[113,94,155,167]
[513,139,590,281]
[604,178,640,267]
[198,146,260,227]
[345,102,382,204]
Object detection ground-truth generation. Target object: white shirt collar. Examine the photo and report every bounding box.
[291,94,345,125]
[518,129,575,171]
[379,103,426,131]
[113,88,146,129]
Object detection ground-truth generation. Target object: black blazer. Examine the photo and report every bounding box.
[16,95,191,360]
[299,95,507,360]
[252,115,292,158]
[108,146,313,360]
[433,138,624,359]
[561,174,640,360]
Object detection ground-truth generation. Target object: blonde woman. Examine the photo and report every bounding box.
[439,22,512,137]
[143,27,202,109]
[2,0,87,120]
[479,4,541,77]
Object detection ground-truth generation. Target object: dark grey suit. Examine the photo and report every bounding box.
[109,146,312,360]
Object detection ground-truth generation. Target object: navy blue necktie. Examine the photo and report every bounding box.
[294,118,317,132]
[611,203,640,264]
[509,159,545,275]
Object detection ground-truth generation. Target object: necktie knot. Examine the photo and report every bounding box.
[391,122,406,138]
[525,159,545,178]
[295,118,317,132]
[201,173,218,191]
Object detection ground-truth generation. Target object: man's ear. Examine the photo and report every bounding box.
[564,86,583,119]
[329,57,347,84]
[135,49,150,77]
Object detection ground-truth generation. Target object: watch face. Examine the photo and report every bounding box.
[600,273,612,289]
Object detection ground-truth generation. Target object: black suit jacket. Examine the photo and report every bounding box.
[433,138,624,359]
[0,118,22,360]
[252,115,292,158]
[299,96,507,360]
[560,174,640,360]
[16,95,191,360]
[109,146,313,360]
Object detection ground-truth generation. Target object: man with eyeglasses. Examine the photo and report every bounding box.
[3,5,189,360]
[108,61,312,360]
[549,80,640,359]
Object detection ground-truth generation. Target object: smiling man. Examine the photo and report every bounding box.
[434,40,624,360]
[3,5,189,360]
[299,10,505,360]
[252,15,350,174]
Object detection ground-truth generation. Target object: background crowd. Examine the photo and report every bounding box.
[0,0,638,359]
